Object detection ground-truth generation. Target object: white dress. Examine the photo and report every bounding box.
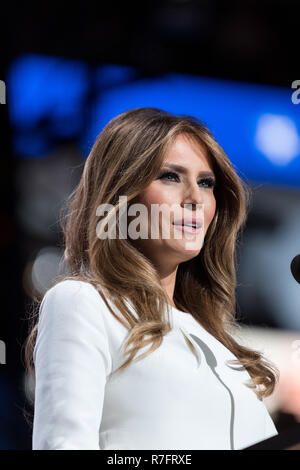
[32,279,278,450]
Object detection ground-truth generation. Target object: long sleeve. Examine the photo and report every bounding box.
[32,280,112,450]
[263,404,278,440]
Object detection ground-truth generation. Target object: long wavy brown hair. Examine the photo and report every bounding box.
[24,107,279,422]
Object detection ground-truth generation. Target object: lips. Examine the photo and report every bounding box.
[172,218,202,228]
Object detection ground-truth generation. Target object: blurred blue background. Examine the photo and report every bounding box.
[7,54,300,187]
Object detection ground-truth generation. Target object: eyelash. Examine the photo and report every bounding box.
[158,171,216,189]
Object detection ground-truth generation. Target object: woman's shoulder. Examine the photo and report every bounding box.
[39,279,137,335]
[33,278,114,378]
[39,279,112,321]
[42,278,104,301]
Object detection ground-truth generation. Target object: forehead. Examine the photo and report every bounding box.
[163,134,212,169]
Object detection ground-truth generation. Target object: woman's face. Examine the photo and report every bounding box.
[129,133,217,270]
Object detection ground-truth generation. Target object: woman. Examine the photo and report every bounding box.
[25,107,279,450]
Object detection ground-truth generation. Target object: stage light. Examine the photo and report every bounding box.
[254,114,300,165]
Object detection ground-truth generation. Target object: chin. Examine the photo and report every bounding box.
[170,242,202,260]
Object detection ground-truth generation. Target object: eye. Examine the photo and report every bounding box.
[158,171,216,189]
[198,177,216,189]
[158,171,180,182]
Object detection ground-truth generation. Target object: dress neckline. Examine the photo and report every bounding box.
[168,304,241,365]
[167,303,188,314]
[167,304,199,327]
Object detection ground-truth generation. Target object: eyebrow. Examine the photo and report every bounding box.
[162,163,216,179]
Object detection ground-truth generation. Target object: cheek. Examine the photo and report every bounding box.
[205,194,216,225]
[136,186,216,225]
[140,185,175,207]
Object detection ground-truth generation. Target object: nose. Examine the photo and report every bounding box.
[180,185,204,222]
[181,182,204,208]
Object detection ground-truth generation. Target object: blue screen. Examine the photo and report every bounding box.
[6,53,300,187]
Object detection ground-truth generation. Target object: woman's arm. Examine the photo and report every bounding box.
[32,280,112,450]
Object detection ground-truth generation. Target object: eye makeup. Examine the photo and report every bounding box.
[158,170,216,189]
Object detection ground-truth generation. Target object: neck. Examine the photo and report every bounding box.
[157,265,178,307]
